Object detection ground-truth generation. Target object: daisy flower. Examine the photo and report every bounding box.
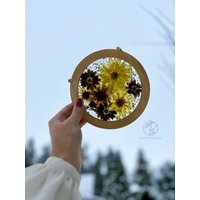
[96,103,117,121]
[93,85,109,104]
[99,58,133,91]
[80,69,100,90]
[79,87,92,105]
[110,92,135,119]
[126,79,142,97]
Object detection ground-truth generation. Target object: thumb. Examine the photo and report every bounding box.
[69,99,84,124]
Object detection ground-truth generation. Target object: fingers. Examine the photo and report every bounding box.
[68,99,85,125]
[51,100,87,126]
[80,118,87,128]
[53,103,74,122]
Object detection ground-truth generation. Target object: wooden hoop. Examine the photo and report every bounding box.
[70,48,150,129]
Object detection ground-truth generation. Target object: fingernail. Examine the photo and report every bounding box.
[76,98,83,108]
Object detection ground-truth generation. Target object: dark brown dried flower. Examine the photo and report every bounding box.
[96,103,117,121]
[126,80,142,97]
[87,101,97,111]
[89,101,97,108]
[80,69,100,90]
[82,91,90,100]
[93,86,109,103]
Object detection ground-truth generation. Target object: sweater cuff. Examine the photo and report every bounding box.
[44,156,81,185]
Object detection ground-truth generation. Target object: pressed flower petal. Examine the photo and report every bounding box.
[80,69,100,90]
[89,101,97,108]
[110,92,135,119]
[126,80,142,97]
[96,103,117,121]
[99,58,133,92]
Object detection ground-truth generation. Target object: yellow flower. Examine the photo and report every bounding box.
[99,58,133,91]
[78,87,92,105]
[110,92,135,119]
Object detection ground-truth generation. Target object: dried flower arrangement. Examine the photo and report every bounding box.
[70,48,150,129]
[78,58,142,121]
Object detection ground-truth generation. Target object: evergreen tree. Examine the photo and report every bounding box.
[132,150,156,200]
[37,145,51,163]
[101,149,130,200]
[134,150,152,187]
[93,152,104,196]
[156,162,175,200]
[25,139,36,167]
[134,190,156,200]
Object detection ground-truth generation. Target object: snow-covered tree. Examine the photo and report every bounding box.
[131,150,156,200]
[101,149,130,200]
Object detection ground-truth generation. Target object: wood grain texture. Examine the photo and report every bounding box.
[70,48,150,129]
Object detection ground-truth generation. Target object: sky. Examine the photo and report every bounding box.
[26,0,175,173]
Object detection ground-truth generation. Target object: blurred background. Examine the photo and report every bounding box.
[26,0,174,199]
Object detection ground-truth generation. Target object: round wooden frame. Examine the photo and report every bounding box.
[70,48,150,129]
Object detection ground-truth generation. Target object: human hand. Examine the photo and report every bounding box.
[48,99,86,173]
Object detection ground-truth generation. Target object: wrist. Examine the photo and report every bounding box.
[51,150,81,172]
